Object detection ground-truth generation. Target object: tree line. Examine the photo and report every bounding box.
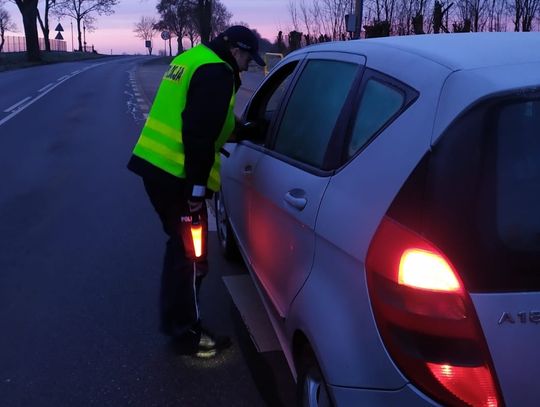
[134,0,273,56]
[285,0,540,49]
[134,0,228,56]
[5,0,537,62]
[0,0,119,61]
[136,0,539,57]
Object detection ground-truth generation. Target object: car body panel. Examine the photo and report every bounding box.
[316,59,448,261]
[249,154,330,317]
[290,32,540,72]
[220,142,263,265]
[287,243,408,389]
[471,292,540,407]
[329,383,439,406]
[432,62,540,143]
[219,32,540,406]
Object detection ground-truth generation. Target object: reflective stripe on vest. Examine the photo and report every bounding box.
[132,45,236,191]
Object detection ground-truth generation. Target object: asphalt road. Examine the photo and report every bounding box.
[0,56,294,407]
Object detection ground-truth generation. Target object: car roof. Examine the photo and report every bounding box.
[297,32,540,71]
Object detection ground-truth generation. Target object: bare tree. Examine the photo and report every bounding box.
[487,0,508,30]
[288,0,300,31]
[184,13,198,47]
[515,0,540,30]
[13,0,40,61]
[318,0,353,40]
[193,0,211,43]
[453,0,489,31]
[288,0,353,44]
[134,15,157,55]
[209,0,230,37]
[190,0,230,42]
[394,0,415,35]
[54,0,119,51]
[0,5,17,52]
[156,0,192,54]
[288,0,317,42]
[37,0,58,52]
[432,0,452,32]
[409,0,432,34]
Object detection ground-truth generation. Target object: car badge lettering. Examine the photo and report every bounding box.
[498,311,540,325]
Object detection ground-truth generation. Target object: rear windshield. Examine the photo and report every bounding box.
[424,90,540,292]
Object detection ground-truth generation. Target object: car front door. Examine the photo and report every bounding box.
[248,52,366,317]
[221,58,303,263]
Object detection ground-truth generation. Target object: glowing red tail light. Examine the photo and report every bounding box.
[427,363,499,407]
[399,248,461,292]
[366,217,503,407]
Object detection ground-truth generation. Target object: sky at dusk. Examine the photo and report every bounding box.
[3,0,292,55]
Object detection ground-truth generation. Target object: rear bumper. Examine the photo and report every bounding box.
[329,383,440,406]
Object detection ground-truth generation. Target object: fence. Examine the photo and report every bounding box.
[1,36,67,52]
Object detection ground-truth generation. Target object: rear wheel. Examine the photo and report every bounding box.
[297,351,334,407]
[214,191,239,260]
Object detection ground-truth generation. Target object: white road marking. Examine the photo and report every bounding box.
[38,83,54,93]
[0,62,107,128]
[3,96,32,113]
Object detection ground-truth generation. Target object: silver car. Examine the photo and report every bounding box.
[216,32,540,406]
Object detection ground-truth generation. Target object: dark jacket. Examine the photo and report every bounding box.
[127,37,241,196]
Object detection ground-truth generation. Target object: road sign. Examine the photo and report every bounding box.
[55,32,64,40]
[55,23,64,32]
[345,14,356,33]
[145,40,152,48]
[161,31,170,41]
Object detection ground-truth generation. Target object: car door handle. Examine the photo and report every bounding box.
[284,190,307,210]
[243,165,253,175]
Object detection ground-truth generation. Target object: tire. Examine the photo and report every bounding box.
[297,351,334,407]
[214,191,239,260]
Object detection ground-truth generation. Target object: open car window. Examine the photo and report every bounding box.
[242,61,299,145]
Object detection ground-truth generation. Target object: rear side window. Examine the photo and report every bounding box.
[496,101,540,251]
[273,59,358,168]
[422,92,540,292]
[348,79,405,157]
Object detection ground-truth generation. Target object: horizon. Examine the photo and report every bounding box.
[2,0,291,55]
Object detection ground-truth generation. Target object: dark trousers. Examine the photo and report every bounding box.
[143,179,209,338]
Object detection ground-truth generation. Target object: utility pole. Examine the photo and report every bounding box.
[71,20,74,52]
[354,0,364,39]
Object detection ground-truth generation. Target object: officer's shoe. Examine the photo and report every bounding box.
[195,326,232,358]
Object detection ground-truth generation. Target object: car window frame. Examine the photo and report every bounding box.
[239,54,306,151]
[335,68,419,169]
[262,51,367,176]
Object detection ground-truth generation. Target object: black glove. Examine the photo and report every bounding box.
[188,198,203,215]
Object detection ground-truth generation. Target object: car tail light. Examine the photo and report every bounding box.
[366,216,503,407]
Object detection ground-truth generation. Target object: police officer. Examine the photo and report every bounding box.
[128,26,265,357]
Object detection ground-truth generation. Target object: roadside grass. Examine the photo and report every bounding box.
[0,51,111,72]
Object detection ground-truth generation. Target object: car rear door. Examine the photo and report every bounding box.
[248,52,366,317]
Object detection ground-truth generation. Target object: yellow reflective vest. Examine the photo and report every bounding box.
[132,45,236,192]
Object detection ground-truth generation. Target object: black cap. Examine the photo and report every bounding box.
[222,25,266,67]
